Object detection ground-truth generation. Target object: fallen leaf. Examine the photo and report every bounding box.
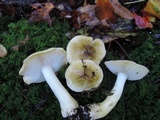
[101,35,119,43]
[28,3,54,26]
[95,0,116,22]
[77,5,101,27]
[133,12,153,29]
[101,31,137,43]
[69,10,81,29]
[143,0,160,20]
[76,4,110,28]
[110,0,134,20]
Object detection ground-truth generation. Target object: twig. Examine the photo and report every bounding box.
[115,41,129,58]
[107,42,112,53]
[124,0,146,5]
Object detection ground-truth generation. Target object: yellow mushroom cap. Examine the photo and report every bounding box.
[65,59,103,92]
[66,35,106,64]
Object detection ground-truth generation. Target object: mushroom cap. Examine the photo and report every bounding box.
[104,60,149,81]
[66,35,106,64]
[0,44,7,58]
[19,48,67,84]
[65,59,103,92]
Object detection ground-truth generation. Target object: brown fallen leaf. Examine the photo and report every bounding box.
[64,1,135,29]
[77,5,100,27]
[76,4,110,28]
[95,0,116,22]
[28,3,54,26]
[110,0,134,20]
[69,10,81,29]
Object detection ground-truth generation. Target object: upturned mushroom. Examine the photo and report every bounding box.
[65,59,103,92]
[19,48,79,118]
[66,35,106,64]
[81,60,149,119]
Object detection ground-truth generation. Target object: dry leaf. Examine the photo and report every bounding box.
[95,0,116,22]
[134,12,153,29]
[76,4,110,28]
[69,10,81,29]
[110,0,134,20]
[102,31,137,43]
[73,5,99,28]
[28,3,54,26]
[143,0,160,20]
[77,5,100,27]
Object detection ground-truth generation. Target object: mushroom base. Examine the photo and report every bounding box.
[63,106,92,120]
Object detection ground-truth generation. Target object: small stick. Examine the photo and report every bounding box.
[124,0,145,5]
[115,41,129,58]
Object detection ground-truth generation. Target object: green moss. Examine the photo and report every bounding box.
[0,18,160,120]
[0,18,71,120]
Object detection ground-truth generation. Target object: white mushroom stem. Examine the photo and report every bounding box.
[41,65,79,118]
[86,72,127,119]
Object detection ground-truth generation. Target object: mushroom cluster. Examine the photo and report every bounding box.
[65,35,106,92]
[81,60,149,119]
[19,36,149,119]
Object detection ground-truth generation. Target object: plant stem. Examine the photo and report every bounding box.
[124,0,145,5]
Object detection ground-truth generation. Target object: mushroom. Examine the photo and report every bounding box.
[81,60,149,119]
[0,44,7,58]
[19,48,79,118]
[65,59,103,92]
[66,35,106,64]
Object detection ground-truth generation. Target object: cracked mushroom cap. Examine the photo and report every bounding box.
[104,60,149,80]
[19,48,67,84]
[66,35,106,64]
[65,59,103,92]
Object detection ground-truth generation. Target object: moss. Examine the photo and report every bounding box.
[0,18,160,120]
[0,18,71,120]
